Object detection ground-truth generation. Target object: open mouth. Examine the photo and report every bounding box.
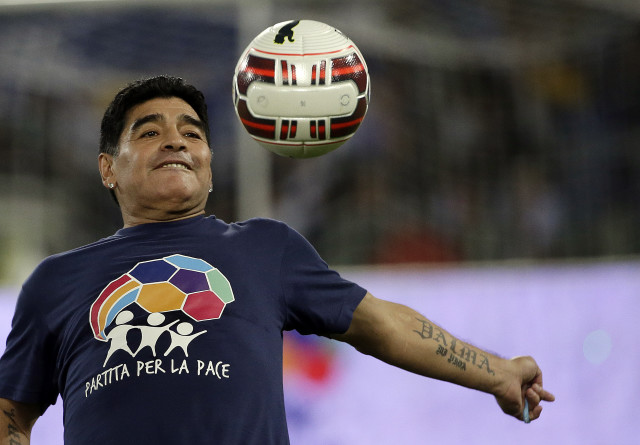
[160,162,191,170]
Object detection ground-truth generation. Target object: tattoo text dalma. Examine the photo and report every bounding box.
[413,317,495,375]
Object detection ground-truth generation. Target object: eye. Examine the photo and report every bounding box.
[184,131,203,140]
[141,130,159,138]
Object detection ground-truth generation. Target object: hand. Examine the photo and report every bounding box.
[494,356,555,422]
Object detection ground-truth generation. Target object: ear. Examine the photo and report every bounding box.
[98,153,116,189]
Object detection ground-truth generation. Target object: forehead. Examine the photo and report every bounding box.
[124,97,198,126]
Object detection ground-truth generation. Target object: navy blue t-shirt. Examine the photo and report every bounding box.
[0,216,366,444]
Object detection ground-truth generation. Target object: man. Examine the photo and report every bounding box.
[0,76,554,444]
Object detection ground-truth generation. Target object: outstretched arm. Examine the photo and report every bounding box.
[331,292,555,422]
[0,398,39,445]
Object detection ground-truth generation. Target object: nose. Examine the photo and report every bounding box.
[163,129,186,151]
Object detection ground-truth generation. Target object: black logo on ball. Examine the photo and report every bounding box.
[274,20,300,44]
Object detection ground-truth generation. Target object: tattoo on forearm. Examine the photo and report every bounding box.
[3,408,24,445]
[414,317,495,375]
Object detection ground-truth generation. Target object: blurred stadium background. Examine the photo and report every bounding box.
[0,0,638,444]
[1,0,640,277]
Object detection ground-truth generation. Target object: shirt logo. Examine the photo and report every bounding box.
[89,254,234,367]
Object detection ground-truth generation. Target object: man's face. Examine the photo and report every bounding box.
[99,97,212,223]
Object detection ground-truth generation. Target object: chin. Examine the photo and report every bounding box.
[156,187,206,207]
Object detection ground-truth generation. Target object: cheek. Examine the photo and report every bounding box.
[199,168,213,186]
[199,153,213,180]
[114,154,145,184]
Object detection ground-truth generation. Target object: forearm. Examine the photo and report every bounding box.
[0,399,37,445]
[335,293,510,397]
[389,308,506,394]
[334,293,555,422]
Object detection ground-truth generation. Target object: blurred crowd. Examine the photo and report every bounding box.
[1,6,640,284]
[275,34,640,265]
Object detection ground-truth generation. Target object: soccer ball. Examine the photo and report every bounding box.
[232,19,370,158]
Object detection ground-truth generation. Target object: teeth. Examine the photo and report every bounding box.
[162,163,189,170]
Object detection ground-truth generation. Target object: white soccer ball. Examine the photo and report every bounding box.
[232,20,370,158]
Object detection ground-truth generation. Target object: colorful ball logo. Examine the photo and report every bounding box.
[90,255,234,341]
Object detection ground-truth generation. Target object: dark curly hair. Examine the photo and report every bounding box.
[99,75,211,156]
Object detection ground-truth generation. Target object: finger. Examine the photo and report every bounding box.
[530,383,556,402]
[539,388,556,402]
[525,387,541,406]
[530,404,543,421]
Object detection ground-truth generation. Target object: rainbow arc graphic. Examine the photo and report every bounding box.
[90,255,234,341]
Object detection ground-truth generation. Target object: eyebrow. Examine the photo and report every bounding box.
[129,113,163,135]
[180,114,206,134]
[129,113,206,135]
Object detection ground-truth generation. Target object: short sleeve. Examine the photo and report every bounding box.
[280,226,366,335]
[0,280,59,412]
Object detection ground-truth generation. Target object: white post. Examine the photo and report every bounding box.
[234,0,274,220]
